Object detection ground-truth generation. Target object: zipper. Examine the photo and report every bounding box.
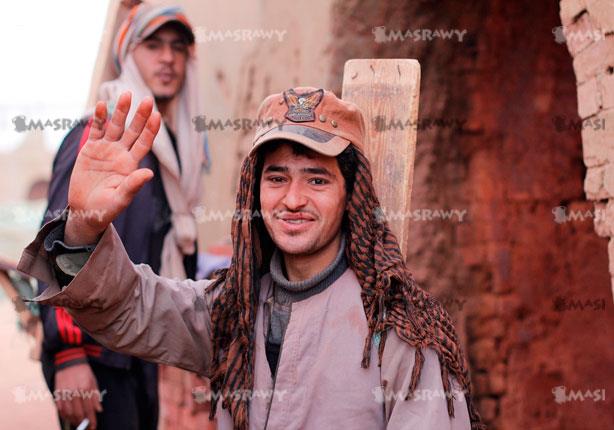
[263,286,288,429]
[264,332,285,429]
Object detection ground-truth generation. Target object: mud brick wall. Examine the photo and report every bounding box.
[328,0,613,428]
[159,0,614,428]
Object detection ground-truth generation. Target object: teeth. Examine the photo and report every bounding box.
[286,219,307,224]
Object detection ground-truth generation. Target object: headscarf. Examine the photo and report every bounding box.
[206,144,486,429]
[98,3,208,279]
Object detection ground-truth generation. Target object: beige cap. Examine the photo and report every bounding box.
[250,87,366,156]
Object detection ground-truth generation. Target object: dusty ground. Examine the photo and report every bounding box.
[0,291,56,429]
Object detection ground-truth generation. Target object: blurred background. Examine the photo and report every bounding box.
[1,0,613,429]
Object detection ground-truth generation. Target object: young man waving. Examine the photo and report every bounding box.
[19,88,484,429]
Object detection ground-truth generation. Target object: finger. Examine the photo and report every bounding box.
[129,111,161,162]
[116,168,154,205]
[88,102,108,141]
[82,395,98,430]
[61,395,75,425]
[71,396,86,426]
[104,91,132,141]
[56,397,68,422]
[91,378,103,415]
[120,96,154,149]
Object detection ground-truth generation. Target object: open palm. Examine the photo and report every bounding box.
[65,92,160,245]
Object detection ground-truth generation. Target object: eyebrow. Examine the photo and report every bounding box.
[263,165,333,177]
[145,34,187,44]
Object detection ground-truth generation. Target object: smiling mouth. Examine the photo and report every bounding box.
[156,72,176,81]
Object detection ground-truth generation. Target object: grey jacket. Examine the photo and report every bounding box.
[18,217,471,429]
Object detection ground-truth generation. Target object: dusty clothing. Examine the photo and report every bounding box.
[20,217,471,430]
[266,234,348,375]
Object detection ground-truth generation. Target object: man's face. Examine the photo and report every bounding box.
[132,25,189,99]
[259,143,347,256]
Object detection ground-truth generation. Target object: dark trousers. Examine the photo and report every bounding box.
[41,355,159,430]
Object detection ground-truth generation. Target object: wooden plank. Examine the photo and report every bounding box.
[342,59,420,259]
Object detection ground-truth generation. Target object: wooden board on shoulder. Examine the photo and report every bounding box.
[341,59,421,259]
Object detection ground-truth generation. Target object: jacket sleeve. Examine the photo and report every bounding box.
[381,333,471,430]
[38,121,92,370]
[18,215,217,378]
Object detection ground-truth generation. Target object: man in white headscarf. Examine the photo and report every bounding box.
[36,4,208,429]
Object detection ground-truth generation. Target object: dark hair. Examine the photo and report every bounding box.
[255,139,358,195]
[146,21,195,45]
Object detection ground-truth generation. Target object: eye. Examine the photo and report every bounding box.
[171,42,189,54]
[144,40,162,50]
[309,177,329,185]
[266,176,286,183]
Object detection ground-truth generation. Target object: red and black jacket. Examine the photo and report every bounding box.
[38,117,197,370]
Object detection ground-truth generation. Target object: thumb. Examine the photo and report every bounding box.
[117,168,154,204]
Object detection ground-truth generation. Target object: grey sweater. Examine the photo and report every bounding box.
[267,234,348,347]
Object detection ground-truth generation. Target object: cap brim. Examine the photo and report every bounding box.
[140,16,195,44]
[250,124,350,157]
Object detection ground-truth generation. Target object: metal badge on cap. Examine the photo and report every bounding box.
[283,88,324,122]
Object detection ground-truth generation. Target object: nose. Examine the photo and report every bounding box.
[160,43,175,63]
[281,180,308,210]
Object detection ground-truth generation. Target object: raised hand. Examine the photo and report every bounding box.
[64,92,161,246]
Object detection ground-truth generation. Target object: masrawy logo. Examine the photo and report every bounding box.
[194,27,287,43]
[11,116,89,133]
[552,386,606,404]
[372,26,468,43]
[552,115,606,132]
[374,207,468,223]
[552,296,606,312]
[552,26,606,45]
[372,386,466,403]
[192,387,288,403]
[551,206,605,224]
[372,116,467,132]
[192,115,285,132]
[12,385,107,404]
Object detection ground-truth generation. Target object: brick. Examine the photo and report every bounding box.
[489,363,507,395]
[581,109,614,167]
[564,13,603,56]
[560,0,587,26]
[469,338,499,368]
[599,73,614,110]
[577,77,600,118]
[572,36,614,83]
[479,398,498,422]
[584,165,609,199]
[608,237,614,274]
[592,201,611,236]
[587,0,614,33]
[603,165,614,198]
[582,132,609,166]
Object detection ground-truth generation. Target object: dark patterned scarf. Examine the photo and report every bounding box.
[206,146,485,429]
